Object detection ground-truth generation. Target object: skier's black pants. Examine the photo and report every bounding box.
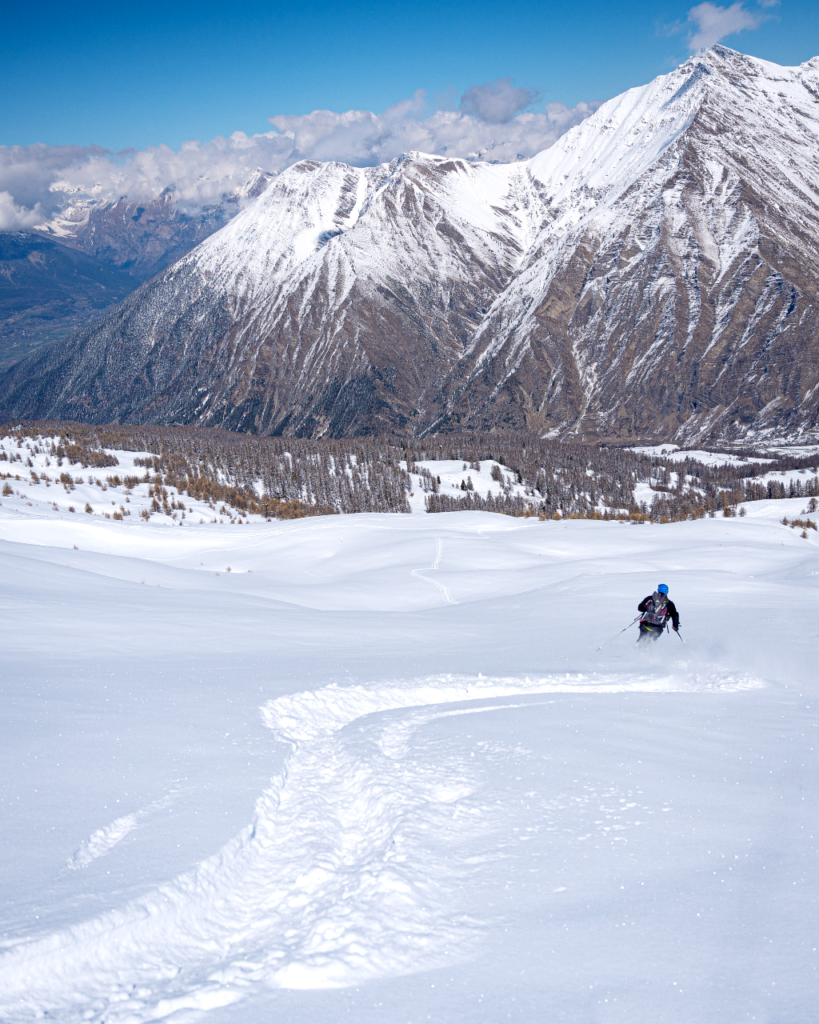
[638,622,665,642]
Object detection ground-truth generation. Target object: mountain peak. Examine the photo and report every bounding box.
[4,49,819,446]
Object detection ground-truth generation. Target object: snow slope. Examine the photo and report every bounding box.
[0,434,273,526]
[630,445,775,467]
[403,459,531,513]
[1,500,818,1022]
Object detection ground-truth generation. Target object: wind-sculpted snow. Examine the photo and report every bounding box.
[3,46,819,443]
[0,669,759,1022]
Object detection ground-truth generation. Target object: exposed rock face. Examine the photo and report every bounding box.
[444,49,819,444]
[3,47,819,444]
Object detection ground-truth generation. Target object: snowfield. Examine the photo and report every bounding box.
[404,460,532,513]
[629,445,775,468]
[1,499,818,1022]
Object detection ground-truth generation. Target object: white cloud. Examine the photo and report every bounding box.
[686,2,766,50]
[459,77,539,123]
[0,134,296,228]
[0,190,45,231]
[269,87,598,168]
[0,81,599,230]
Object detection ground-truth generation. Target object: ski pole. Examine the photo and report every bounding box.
[596,616,641,651]
[675,628,685,644]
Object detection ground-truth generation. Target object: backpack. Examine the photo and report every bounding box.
[643,592,669,626]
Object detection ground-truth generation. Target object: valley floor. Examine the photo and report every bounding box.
[1,503,817,1022]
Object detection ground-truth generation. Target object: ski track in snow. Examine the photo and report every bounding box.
[0,670,761,1023]
[63,792,180,872]
[64,814,140,872]
[411,538,457,605]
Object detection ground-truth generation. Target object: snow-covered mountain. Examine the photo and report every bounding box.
[0,169,276,367]
[3,46,819,443]
[36,168,276,280]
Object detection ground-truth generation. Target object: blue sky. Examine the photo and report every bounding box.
[2,0,818,151]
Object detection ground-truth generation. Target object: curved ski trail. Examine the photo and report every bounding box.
[0,670,761,1023]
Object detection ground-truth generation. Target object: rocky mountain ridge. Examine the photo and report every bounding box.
[3,46,819,444]
[35,168,276,280]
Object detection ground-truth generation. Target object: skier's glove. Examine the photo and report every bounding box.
[673,626,679,632]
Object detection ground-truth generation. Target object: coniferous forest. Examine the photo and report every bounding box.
[1,420,817,523]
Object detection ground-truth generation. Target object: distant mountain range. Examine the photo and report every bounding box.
[3,46,819,445]
[37,168,275,279]
[0,170,274,365]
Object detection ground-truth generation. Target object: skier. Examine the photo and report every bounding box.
[637,584,680,642]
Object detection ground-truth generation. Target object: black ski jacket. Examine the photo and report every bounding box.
[638,594,680,630]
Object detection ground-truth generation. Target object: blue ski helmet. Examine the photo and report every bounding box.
[657,583,669,594]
